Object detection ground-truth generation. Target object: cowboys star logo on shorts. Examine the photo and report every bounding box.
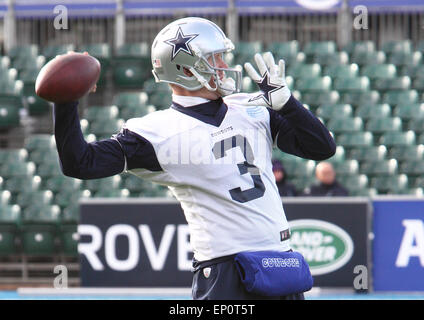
[249,72,284,107]
[165,26,198,61]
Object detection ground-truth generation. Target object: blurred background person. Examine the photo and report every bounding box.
[272,159,298,197]
[303,161,348,197]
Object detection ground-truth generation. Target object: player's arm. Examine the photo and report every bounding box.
[54,102,161,179]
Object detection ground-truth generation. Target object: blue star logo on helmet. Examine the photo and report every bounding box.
[249,72,285,107]
[165,26,199,61]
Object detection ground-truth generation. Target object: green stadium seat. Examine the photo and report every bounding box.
[59,224,78,256]
[327,117,363,134]
[361,64,397,80]
[341,90,380,108]
[0,204,21,255]
[119,104,155,120]
[333,77,370,92]
[25,135,55,153]
[36,161,62,179]
[242,76,256,93]
[303,41,336,57]
[342,41,375,56]
[287,63,321,79]
[382,90,419,106]
[332,159,359,176]
[355,103,391,120]
[360,159,398,176]
[316,104,352,120]
[339,174,368,193]
[148,92,172,110]
[89,118,124,138]
[115,42,150,58]
[324,64,359,79]
[337,132,373,148]
[381,40,413,55]
[23,85,51,116]
[20,226,57,255]
[399,64,424,78]
[349,145,387,162]
[0,190,12,205]
[0,68,17,86]
[408,118,424,134]
[124,174,149,193]
[113,92,149,109]
[389,145,424,162]
[12,55,46,74]
[370,174,409,194]
[399,160,424,177]
[0,104,20,130]
[296,76,331,92]
[29,148,59,165]
[267,41,299,58]
[8,45,39,60]
[45,176,82,194]
[16,190,54,209]
[312,52,349,66]
[412,77,424,91]
[290,177,314,192]
[84,175,122,193]
[94,189,130,198]
[300,91,340,108]
[42,44,75,61]
[0,148,28,162]
[418,40,424,53]
[22,204,61,226]
[112,61,149,88]
[365,117,402,134]
[406,188,424,196]
[0,161,36,178]
[4,176,41,195]
[349,188,378,197]
[373,77,411,92]
[233,41,263,65]
[284,160,316,178]
[379,131,416,148]
[78,43,112,87]
[143,78,172,95]
[55,189,91,210]
[84,105,119,122]
[327,145,346,164]
[351,51,386,66]
[388,51,422,66]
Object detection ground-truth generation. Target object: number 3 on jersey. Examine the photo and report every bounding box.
[212,134,266,203]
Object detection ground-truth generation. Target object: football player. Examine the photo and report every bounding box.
[54,17,336,299]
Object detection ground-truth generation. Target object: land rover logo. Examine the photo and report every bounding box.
[289,219,354,276]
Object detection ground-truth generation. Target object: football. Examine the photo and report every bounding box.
[35,52,101,104]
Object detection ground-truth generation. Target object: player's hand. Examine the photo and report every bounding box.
[244,52,291,111]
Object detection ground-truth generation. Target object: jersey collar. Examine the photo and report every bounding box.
[171,98,228,127]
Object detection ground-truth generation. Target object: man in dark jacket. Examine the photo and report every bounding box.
[272,159,298,197]
[303,162,349,197]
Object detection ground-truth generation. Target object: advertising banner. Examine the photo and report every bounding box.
[79,198,370,289]
[372,198,424,292]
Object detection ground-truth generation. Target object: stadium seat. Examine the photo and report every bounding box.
[373,77,411,92]
[340,90,380,108]
[312,52,349,66]
[12,55,45,74]
[233,41,263,64]
[370,174,409,194]
[61,202,81,224]
[389,145,424,162]
[349,188,378,197]
[59,224,78,256]
[143,78,172,95]
[148,92,173,110]
[115,42,150,58]
[112,61,149,88]
[0,103,20,130]
[0,204,21,255]
[339,174,368,193]
[327,146,345,163]
[407,118,424,134]
[360,159,398,177]
[25,135,55,153]
[349,145,387,162]
[332,159,359,176]
[399,160,424,177]
[361,64,397,80]
[324,64,359,79]
[0,148,28,162]
[300,91,340,108]
[0,190,11,206]
[8,45,39,61]
[4,176,41,196]
[381,40,413,55]
[303,41,336,58]
[412,77,424,91]
[351,51,386,66]
[296,76,331,92]
[55,189,91,210]
[267,41,299,59]
[284,160,316,178]
[316,104,352,120]
[388,51,422,66]
[89,118,124,139]
[20,226,57,256]
[333,77,370,92]
[79,43,111,85]
[84,105,119,122]
[290,176,315,192]
[36,161,62,179]
[337,132,373,148]
[94,189,130,198]
[42,44,75,61]
[16,190,54,209]
[0,161,36,178]
[123,174,149,193]
[400,64,424,78]
[379,131,416,148]
[22,204,61,226]
[23,85,51,116]
[342,41,375,56]
[382,90,419,106]
[365,117,402,134]
[119,104,155,120]
[0,204,21,226]
[287,63,321,79]
[28,148,59,165]
[83,175,122,193]
[327,117,363,134]
[45,176,82,194]
[355,103,391,120]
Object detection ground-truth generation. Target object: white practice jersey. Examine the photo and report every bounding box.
[123,93,291,261]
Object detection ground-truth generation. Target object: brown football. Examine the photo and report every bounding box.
[35,53,101,104]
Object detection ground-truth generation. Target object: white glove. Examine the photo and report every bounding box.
[244,52,291,111]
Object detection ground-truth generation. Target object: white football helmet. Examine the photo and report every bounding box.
[151,17,242,96]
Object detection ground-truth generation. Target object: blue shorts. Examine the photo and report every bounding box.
[192,254,305,300]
